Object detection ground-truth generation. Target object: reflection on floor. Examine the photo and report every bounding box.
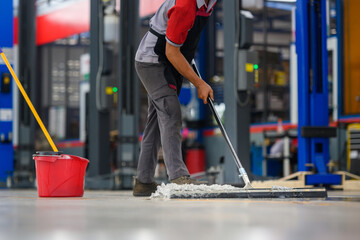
[0,190,359,240]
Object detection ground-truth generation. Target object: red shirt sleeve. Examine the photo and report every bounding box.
[166,0,197,46]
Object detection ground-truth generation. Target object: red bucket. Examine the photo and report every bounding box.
[33,152,89,197]
[186,147,206,176]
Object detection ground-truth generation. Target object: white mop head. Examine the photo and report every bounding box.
[150,183,241,199]
[149,183,326,199]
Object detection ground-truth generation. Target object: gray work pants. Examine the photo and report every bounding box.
[135,61,189,183]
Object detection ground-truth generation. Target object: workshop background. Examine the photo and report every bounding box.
[0,0,360,240]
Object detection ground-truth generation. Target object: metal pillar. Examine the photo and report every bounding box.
[336,0,346,171]
[262,0,269,122]
[88,0,111,189]
[15,0,37,186]
[223,0,252,184]
[296,0,341,185]
[117,0,140,189]
[0,0,14,187]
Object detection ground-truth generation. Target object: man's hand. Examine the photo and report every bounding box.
[197,81,214,104]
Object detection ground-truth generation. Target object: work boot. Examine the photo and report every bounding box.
[133,179,158,197]
[170,176,207,185]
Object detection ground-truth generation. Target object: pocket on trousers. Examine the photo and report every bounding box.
[164,66,178,92]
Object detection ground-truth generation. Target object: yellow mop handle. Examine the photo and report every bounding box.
[0,49,58,152]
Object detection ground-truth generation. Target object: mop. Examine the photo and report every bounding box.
[0,48,58,153]
[150,61,327,199]
[1,48,90,197]
[0,48,88,157]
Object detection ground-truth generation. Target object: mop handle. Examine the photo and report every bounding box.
[0,48,59,152]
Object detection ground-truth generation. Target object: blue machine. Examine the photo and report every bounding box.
[0,0,14,183]
[296,0,341,185]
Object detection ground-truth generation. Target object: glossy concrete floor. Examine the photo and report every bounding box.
[0,189,359,240]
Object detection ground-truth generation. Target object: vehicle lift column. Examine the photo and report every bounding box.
[296,0,341,185]
[0,0,14,187]
[16,0,37,186]
[88,0,112,189]
[223,0,257,183]
[117,0,140,189]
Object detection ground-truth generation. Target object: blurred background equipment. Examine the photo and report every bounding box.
[0,0,357,190]
[347,124,360,175]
